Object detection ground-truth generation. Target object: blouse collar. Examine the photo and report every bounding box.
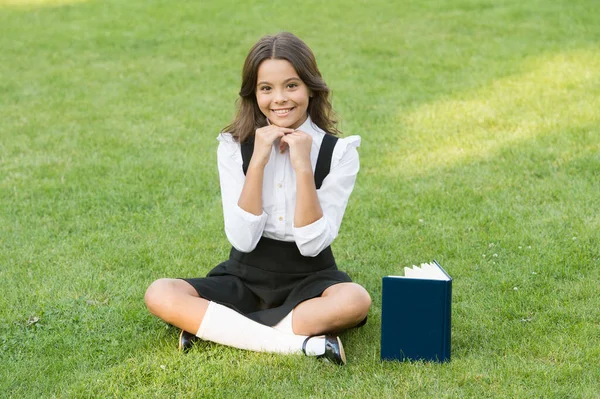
[295,115,324,137]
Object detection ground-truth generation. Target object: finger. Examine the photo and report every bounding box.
[258,128,285,143]
[280,134,295,149]
[256,125,293,135]
[280,134,295,145]
[281,132,308,144]
[267,122,295,133]
[280,135,289,147]
[279,140,288,153]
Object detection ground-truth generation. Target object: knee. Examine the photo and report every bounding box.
[144,278,176,317]
[335,284,371,324]
[347,284,372,321]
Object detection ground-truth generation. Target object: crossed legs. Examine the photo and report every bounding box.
[144,278,371,351]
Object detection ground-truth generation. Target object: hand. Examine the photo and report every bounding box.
[251,125,295,168]
[280,130,313,172]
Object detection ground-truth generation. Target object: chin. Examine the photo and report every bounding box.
[270,118,300,129]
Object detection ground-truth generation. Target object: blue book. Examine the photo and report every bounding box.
[380,260,452,362]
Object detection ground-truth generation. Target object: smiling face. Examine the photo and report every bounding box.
[255,59,311,129]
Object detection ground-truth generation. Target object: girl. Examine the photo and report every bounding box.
[144,32,371,365]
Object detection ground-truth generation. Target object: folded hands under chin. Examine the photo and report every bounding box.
[254,123,312,172]
[280,130,313,172]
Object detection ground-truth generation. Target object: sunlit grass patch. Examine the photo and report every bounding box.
[383,49,600,176]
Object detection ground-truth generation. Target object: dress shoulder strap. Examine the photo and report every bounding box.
[314,133,338,189]
[241,138,254,176]
[241,134,339,189]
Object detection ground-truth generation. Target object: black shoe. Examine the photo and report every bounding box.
[178,330,200,352]
[302,335,347,366]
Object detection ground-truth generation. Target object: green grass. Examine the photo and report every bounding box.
[1,0,599,397]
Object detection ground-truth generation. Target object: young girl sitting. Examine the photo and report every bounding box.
[144,32,371,365]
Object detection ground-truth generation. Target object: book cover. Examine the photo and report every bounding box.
[380,260,452,362]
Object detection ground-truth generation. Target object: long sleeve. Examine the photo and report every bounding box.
[293,136,361,256]
[217,134,268,252]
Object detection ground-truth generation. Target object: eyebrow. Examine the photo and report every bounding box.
[256,77,301,86]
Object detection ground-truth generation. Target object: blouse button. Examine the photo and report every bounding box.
[278,216,283,221]
[277,183,283,188]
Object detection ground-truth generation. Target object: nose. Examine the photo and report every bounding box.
[274,89,287,103]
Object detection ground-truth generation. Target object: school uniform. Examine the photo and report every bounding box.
[183,116,361,326]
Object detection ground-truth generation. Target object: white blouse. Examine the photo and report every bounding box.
[217,116,361,257]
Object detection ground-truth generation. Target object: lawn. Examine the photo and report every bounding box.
[1,0,599,397]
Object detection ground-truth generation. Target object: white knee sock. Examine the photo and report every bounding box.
[196,301,325,356]
[272,310,294,334]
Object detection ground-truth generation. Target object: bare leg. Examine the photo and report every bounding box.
[144,278,363,363]
[144,278,209,334]
[292,282,372,336]
[145,278,320,355]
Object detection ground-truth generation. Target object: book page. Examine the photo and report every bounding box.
[391,261,450,281]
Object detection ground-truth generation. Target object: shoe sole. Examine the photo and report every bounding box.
[178,329,185,351]
[337,336,347,365]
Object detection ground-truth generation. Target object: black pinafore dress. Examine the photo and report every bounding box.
[182,135,354,326]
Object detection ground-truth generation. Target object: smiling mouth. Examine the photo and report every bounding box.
[271,107,295,116]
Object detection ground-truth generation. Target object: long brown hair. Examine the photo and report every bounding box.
[223,32,341,143]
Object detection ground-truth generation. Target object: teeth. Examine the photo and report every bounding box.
[273,108,292,115]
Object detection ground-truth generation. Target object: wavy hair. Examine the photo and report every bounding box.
[223,32,341,143]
